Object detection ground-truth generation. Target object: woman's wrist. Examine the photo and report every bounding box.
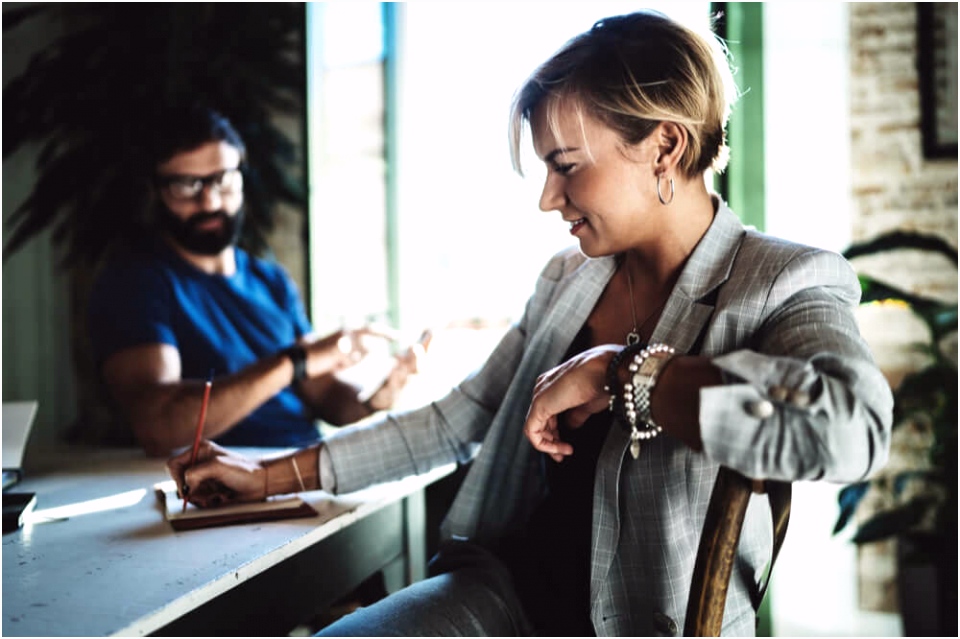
[650,356,722,450]
[262,447,320,495]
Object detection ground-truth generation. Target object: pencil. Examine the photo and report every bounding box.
[182,372,214,513]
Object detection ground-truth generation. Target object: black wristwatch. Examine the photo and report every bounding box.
[283,345,307,384]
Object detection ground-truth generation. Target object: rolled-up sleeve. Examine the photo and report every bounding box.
[699,250,894,483]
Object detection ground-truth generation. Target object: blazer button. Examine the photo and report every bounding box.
[788,389,811,407]
[652,611,679,636]
[746,399,774,419]
[768,385,789,402]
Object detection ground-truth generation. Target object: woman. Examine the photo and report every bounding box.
[169,10,892,636]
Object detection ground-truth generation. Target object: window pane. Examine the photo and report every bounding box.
[307,3,389,330]
[395,2,711,331]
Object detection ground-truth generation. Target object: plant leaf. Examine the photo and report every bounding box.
[833,482,870,535]
[2,3,307,268]
[843,231,958,265]
[852,499,932,544]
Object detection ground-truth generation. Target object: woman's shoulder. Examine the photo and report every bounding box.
[735,230,859,302]
[739,229,850,271]
[539,244,607,281]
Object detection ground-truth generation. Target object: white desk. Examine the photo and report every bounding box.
[2,445,454,636]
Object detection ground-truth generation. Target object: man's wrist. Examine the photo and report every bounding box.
[283,344,308,384]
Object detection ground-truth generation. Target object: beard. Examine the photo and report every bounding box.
[156,203,245,256]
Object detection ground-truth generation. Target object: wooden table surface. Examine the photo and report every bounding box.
[2,444,453,636]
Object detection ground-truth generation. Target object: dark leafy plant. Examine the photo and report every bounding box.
[833,231,958,546]
[2,3,306,268]
[2,3,308,447]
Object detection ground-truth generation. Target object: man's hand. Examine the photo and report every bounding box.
[301,325,400,378]
[364,341,425,412]
[523,344,620,462]
[167,440,266,507]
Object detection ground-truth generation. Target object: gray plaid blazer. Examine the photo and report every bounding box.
[323,199,893,636]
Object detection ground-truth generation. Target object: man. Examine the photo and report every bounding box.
[88,106,417,457]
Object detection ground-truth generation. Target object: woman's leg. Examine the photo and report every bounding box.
[316,542,532,637]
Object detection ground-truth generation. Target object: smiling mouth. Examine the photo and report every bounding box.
[569,218,587,231]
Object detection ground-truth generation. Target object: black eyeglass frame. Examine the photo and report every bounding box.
[156,168,245,201]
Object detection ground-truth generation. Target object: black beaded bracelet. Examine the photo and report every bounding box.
[283,345,307,384]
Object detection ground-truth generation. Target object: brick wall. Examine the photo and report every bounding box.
[850,2,957,278]
[848,2,958,614]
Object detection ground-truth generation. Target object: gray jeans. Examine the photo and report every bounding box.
[316,541,534,637]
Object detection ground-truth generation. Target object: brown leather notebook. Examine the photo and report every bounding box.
[154,481,318,531]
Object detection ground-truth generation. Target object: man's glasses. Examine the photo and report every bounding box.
[158,169,243,201]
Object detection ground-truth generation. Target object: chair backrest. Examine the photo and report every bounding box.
[684,466,792,636]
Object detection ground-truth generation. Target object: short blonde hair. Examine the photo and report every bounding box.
[509,10,739,178]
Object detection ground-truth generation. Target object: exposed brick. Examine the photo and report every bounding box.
[849,2,958,613]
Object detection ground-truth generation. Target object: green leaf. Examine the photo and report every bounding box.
[844,231,958,265]
[833,482,870,535]
[852,499,932,544]
[2,3,307,268]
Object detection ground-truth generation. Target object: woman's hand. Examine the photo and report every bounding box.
[524,344,620,462]
[166,440,266,507]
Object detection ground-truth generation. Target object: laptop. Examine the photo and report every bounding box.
[3,401,38,490]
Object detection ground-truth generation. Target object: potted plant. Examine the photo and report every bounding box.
[832,231,957,636]
[3,3,306,265]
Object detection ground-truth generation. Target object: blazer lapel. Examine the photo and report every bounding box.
[590,200,747,603]
[650,203,745,350]
[463,253,618,542]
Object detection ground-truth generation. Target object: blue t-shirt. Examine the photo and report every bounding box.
[88,241,320,447]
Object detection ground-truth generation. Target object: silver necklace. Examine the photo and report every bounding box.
[625,267,641,345]
[624,265,667,346]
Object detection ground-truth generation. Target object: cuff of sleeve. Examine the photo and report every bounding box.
[319,444,336,493]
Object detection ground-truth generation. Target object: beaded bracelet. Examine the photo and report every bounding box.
[604,341,646,415]
[623,343,677,458]
[605,342,677,459]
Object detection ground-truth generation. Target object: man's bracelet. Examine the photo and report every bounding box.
[283,345,307,384]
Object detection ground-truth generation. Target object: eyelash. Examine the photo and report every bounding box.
[552,163,575,176]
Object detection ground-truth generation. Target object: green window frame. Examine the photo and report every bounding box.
[713,2,765,232]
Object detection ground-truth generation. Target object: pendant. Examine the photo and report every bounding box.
[629,428,641,459]
[626,330,640,346]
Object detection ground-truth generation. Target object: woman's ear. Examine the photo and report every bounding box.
[653,121,687,172]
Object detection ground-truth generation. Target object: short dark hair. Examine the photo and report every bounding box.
[151,105,247,169]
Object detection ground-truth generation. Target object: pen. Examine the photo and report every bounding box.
[182,371,214,513]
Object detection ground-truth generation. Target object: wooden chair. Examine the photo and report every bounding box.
[684,467,792,636]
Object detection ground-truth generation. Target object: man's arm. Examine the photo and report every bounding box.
[103,330,366,457]
[102,343,297,457]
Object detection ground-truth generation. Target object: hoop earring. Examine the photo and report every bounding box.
[656,174,674,206]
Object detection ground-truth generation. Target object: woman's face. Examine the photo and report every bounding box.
[532,102,660,258]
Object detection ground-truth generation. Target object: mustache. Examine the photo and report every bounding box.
[185,210,230,229]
